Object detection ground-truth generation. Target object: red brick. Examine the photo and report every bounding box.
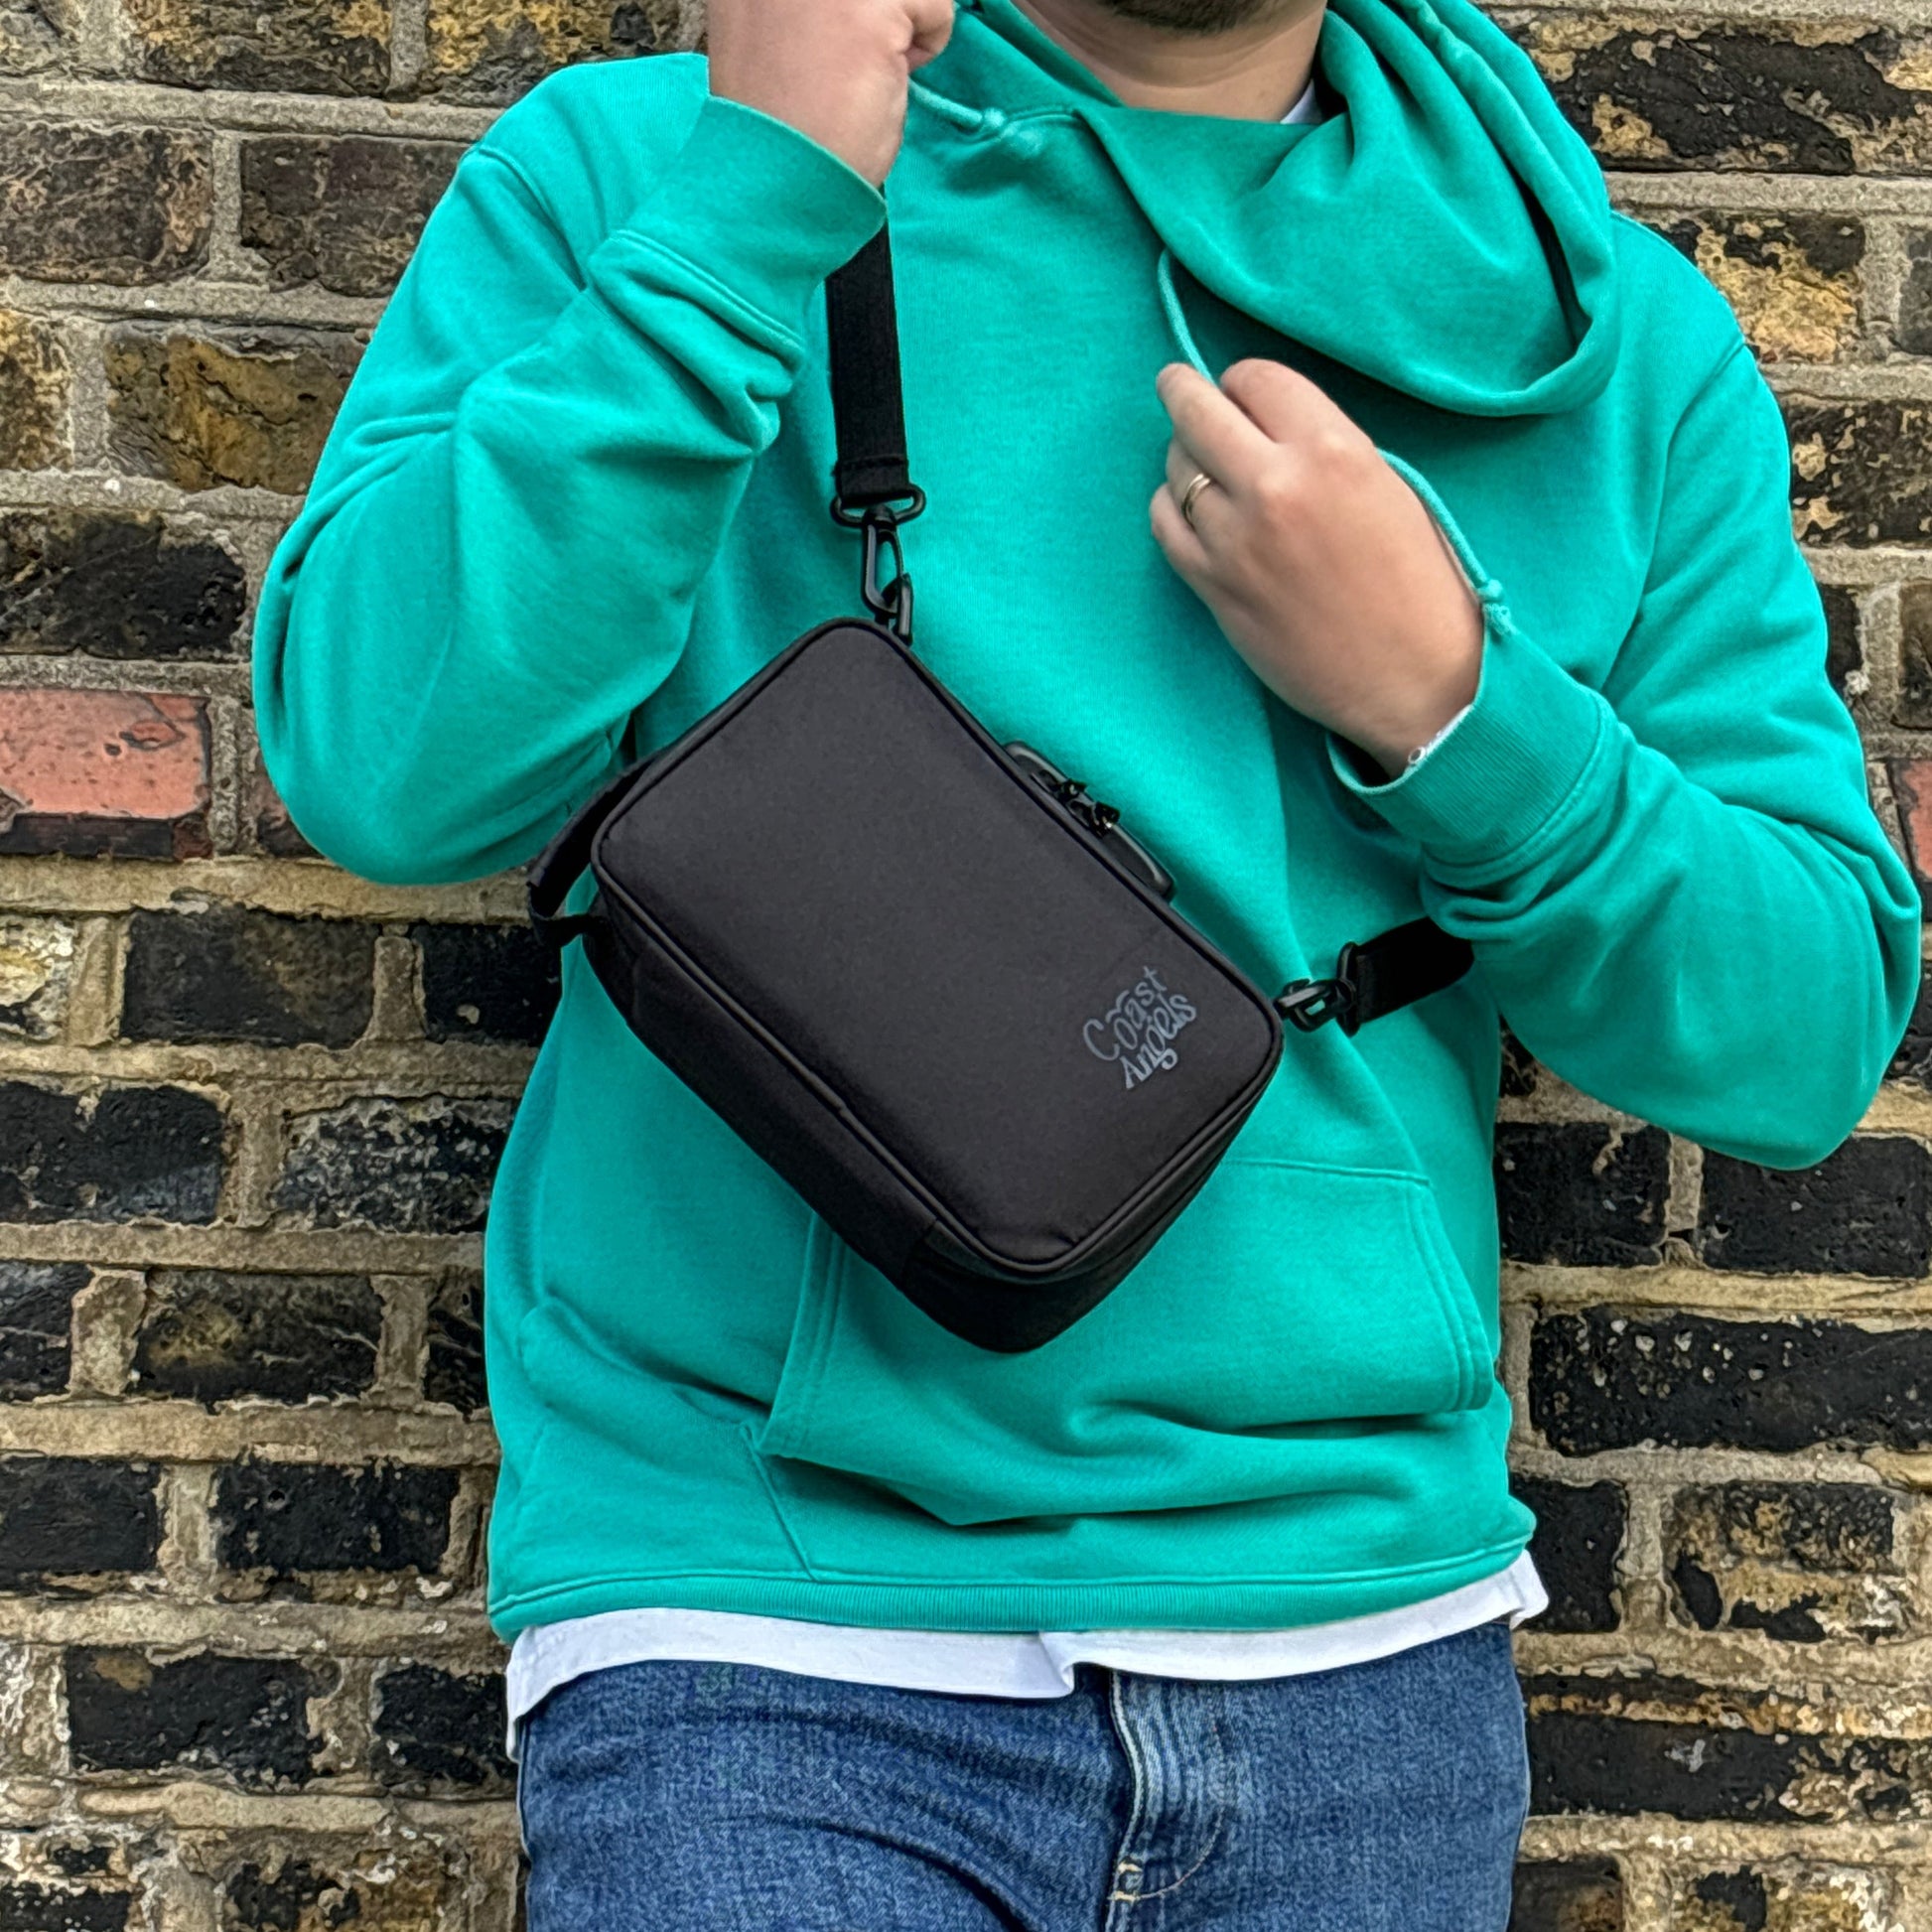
[0,688,210,858]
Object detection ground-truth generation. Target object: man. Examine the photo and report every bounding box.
[252,0,1922,1921]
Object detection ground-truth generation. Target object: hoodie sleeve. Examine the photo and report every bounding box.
[251,79,886,887]
[1324,338,1923,1172]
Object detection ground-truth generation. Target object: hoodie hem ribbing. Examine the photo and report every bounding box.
[485,1538,1534,1643]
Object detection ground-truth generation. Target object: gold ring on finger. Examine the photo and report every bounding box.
[1179,470,1217,530]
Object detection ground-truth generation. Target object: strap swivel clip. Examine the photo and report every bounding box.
[1275,942,1364,1035]
[861,505,915,643]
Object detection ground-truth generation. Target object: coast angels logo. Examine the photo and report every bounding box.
[1083,966,1198,1091]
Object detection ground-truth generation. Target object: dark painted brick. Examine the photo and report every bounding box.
[239,136,463,297]
[370,1663,512,1790]
[0,1085,222,1224]
[66,1648,325,1786]
[272,1097,512,1234]
[213,1459,456,1577]
[122,906,375,1048]
[1694,1138,1931,1279]
[132,1270,379,1406]
[1531,1308,1932,1454]
[1665,1482,1904,1644]
[411,923,559,1045]
[1789,401,1932,547]
[1821,584,1861,703]
[1508,1861,1622,1932]
[424,1269,484,1414]
[0,510,245,659]
[0,1457,159,1589]
[0,1261,83,1396]
[1513,22,1932,177]
[1494,1124,1671,1268]
[0,122,210,284]
[1510,1477,1624,1634]
[1525,1673,1928,1823]
[0,1887,130,1932]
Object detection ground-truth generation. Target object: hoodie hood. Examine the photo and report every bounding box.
[910,0,1621,416]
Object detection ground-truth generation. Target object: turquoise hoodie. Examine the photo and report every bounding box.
[254,0,1922,1638]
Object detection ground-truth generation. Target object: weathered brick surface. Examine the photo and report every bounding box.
[123,905,376,1047]
[0,1262,84,1396]
[1531,1310,1932,1453]
[0,511,246,659]
[0,1456,159,1589]
[412,923,558,1045]
[0,916,75,1039]
[1526,1672,1931,1823]
[0,1084,223,1224]
[213,1457,456,1579]
[123,0,390,95]
[1507,19,1932,176]
[131,1270,381,1405]
[370,1662,511,1790]
[0,690,209,859]
[0,0,1927,1921]
[424,1269,485,1415]
[1695,1138,1932,1278]
[0,124,212,284]
[1788,401,1932,547]
[240,137,465,297]
[1494,1123,1671,1268]
[67,1647,329,1784]
[1664,1482,1909,1644]
[1510,1862,1624,1932]
[420,0,672,101]
[1650,212,1863,363]
[105,329,357,494]
[0,310,71,470]
[272,1097,513,1232]
[1512,1477,1625,1633]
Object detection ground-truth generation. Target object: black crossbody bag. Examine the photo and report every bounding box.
[528,223,1474,1353]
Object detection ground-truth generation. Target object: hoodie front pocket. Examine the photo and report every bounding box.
[755,1154,1493,1528]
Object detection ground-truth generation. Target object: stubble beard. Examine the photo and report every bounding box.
[1082,0,1300,33]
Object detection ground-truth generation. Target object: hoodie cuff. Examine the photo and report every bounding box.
[1324,609,1610,874]
[607,92,887,340]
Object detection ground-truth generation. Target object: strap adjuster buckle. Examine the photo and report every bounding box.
[1274,943,1364,1035]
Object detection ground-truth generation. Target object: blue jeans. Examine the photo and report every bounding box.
[516,1621,1531,1929]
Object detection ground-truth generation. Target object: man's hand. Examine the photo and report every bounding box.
[1151,358,1484,779]
[707,0,956,188]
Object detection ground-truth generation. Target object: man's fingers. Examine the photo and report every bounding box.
[1157,363,1275,495]
[1163,441,1234,542]
[1217,356,1353,448]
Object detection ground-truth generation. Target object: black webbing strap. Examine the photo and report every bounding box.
[1276,917,1476,1036]
[527,768,622,951]
[826,223,918,515]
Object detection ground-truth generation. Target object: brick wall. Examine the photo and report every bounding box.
[1,1,1929,1925]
